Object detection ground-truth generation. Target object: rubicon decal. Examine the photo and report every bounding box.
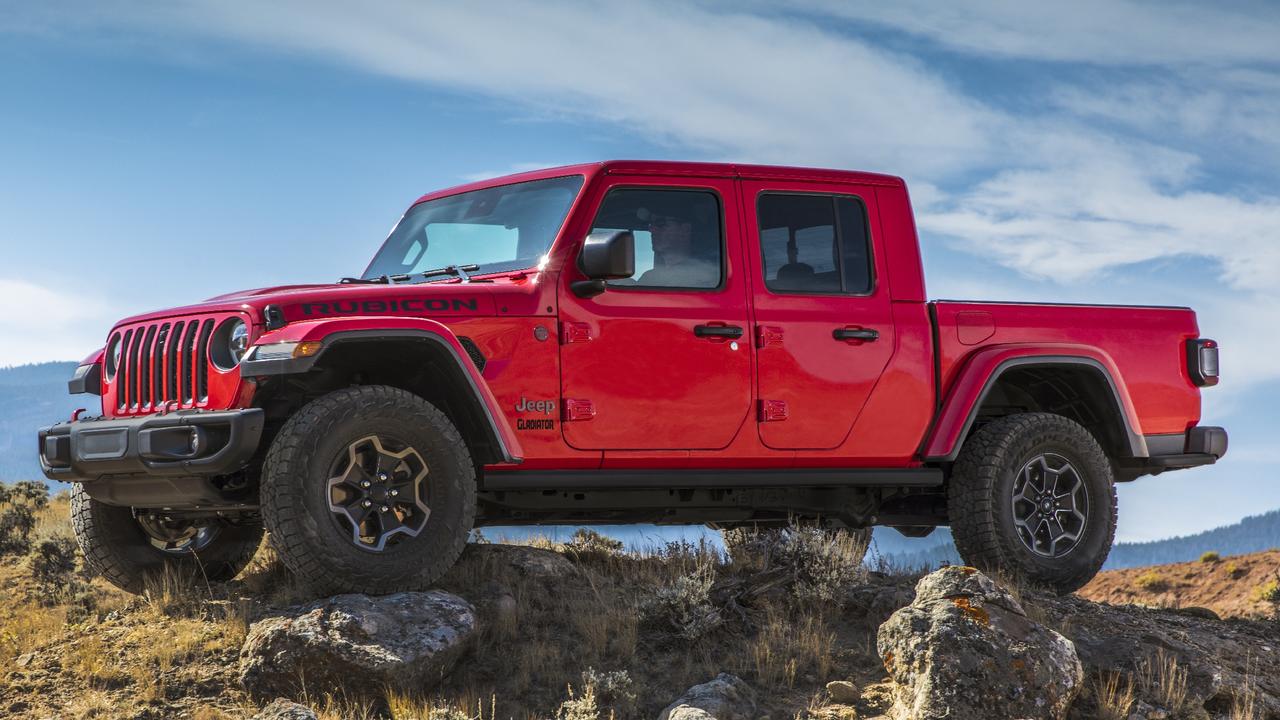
[296,298,480,317]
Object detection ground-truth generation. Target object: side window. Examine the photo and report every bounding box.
[590,188,723,290]
[758,193,873,294]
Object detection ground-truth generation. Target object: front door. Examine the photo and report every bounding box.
[741,180,895,450]
[558,177,753,450]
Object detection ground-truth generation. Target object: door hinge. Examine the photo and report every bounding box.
[562,398,596,422]
[756,325,784,348]
[561,322,593,344]
[758,399,789,422]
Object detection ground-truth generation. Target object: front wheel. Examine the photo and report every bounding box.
[947,412,1117,594]
[71,486,264,594]
[260,385,476,596]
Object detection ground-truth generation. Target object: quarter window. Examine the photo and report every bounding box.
[758,193,873,294]
[590,188,723,290]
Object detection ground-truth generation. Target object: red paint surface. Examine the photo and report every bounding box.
[86,161,1210,472]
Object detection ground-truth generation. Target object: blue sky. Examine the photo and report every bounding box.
[1,1,1277,541]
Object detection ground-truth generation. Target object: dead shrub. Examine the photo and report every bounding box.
[9,480,50,509]
[556,682,601,720]
[643,561,723,642]
[0,503,37,555]
[723,523,869,605]
[580,667,637,716]
[27,534,79,591]
[566,528,624,560]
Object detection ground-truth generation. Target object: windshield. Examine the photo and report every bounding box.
[363,175,584,281]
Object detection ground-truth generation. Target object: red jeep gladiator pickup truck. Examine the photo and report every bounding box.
[39,161,1226,595]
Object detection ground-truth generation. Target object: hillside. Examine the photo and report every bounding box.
[1081,548,1280,620]
[0,362,79,481]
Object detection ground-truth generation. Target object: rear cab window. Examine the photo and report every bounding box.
[757,193,874,295]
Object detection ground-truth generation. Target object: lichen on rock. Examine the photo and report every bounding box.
[876,566,1083,720]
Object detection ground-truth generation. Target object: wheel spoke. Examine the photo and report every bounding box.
[326,434,433,552]
[1010,452,1091,559]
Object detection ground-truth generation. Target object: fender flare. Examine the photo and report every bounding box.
[241,317,523,464]
[923,344,1146,462]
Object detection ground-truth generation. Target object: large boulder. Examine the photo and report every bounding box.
[658,673,757,720]
[239,591,476,702]
[876,566,1082,720]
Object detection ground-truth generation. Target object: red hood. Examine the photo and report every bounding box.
[110,271,556,331]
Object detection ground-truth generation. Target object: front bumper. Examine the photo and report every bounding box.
[39,408,264,486]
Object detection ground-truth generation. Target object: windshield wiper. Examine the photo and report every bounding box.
[340,264,480,285]
[418,264,480,283]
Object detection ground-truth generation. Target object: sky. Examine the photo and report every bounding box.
[0,1,1277,541]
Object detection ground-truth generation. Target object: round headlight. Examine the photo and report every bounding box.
[229,321,249,363]
[105,333,122,381]
[211,319,249,370]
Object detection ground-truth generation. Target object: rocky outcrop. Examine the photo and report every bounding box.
[658,673,757,720]
[877,566,1083,720]
[1036,592,1280,718]
[239,591,476,702]
[251,698,319,720]
[464,542,575,579]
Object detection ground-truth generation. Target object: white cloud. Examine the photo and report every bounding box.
[0,279,114,366]
[796,0,1280,66]
[5,0,1000,179]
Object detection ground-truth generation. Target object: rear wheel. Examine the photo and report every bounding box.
[947,412,1117,594]
[71,486,263,594]
[260,385,476,595]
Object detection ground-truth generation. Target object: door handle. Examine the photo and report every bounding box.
[694,324,744,339]
[833,327,879,341]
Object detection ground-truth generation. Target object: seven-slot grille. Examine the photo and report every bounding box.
[114,317,216,412]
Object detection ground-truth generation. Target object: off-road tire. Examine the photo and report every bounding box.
[70,485,264,594]
[948,412,1117,594]
[260,385,476,595]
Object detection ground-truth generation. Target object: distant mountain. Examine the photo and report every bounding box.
[0,361,81,481]
[1105,509,1280,568]
[865,510,1280,572]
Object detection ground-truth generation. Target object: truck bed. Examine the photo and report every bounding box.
[931,300,1201,437]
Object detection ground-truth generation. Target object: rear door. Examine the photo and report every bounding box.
[557,176,754,450]
[741,180,895,450]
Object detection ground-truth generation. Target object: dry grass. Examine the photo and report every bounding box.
[750,609,836,691]
[1091,671,1136,720]
[62,688,118,719]
[1134,570,1170,593]
[62,634,126,687]
[1138,649,1189,714]
[0,601,65,661]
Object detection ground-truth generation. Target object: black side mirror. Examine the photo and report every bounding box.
[572,230,634,297]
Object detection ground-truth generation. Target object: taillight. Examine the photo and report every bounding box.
[1187,338,1219,387]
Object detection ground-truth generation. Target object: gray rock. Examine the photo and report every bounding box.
[239,591,476,702]
[826,679,860,704]
[252,698,319,720]
[464,543,575,578]
[876,566,1083,720]
[658,673,757,720]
